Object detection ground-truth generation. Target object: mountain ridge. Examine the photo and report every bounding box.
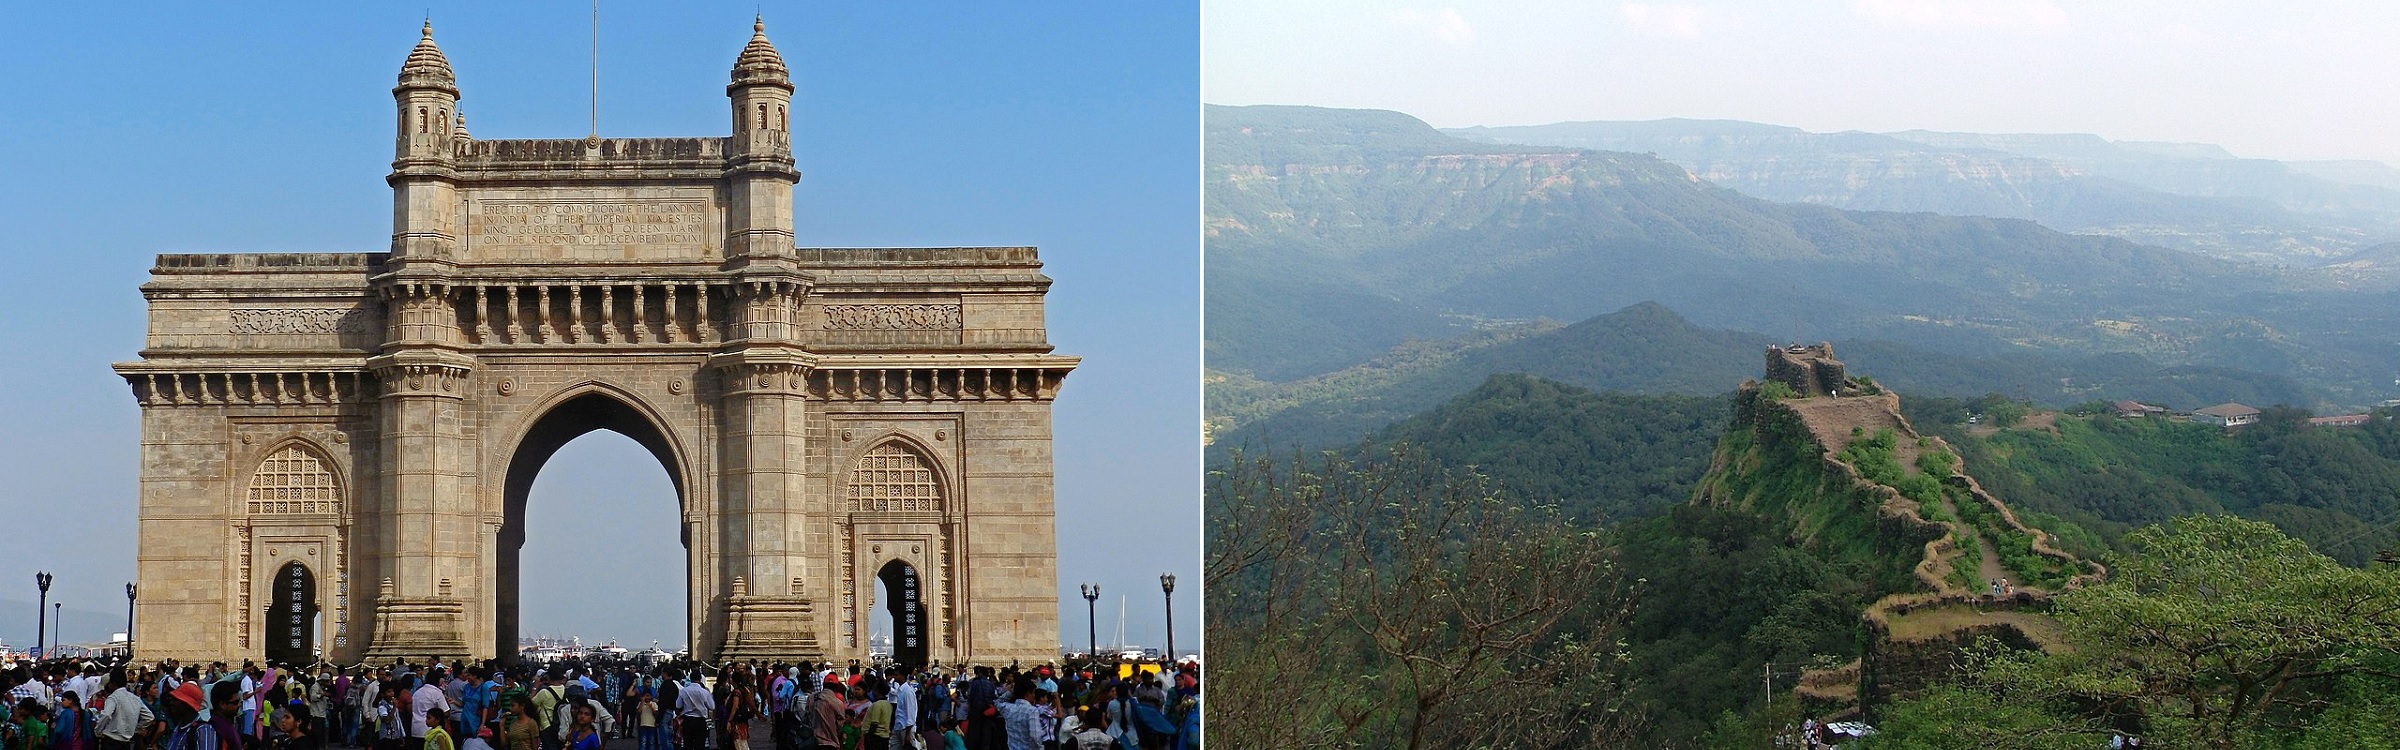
[1207,104,2398,403]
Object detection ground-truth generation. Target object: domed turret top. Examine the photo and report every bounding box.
[730,15,790,89]
[398,20,458,93]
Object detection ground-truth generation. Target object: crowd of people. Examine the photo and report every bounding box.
[0,656,1200,750]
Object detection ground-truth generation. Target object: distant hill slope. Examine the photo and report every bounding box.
[1446,118,2380,266]
[1908,401,2400,566]
[1210,301,2324,456]
[1206,105,2398,402]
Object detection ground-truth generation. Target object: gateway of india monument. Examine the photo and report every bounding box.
[112,20,1075,668]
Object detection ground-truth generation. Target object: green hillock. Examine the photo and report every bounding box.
[1693,388,1940,597]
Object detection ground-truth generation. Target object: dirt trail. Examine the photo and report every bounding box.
[1884,603,2064,647]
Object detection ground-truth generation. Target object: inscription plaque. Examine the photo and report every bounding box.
[468,200,713,257]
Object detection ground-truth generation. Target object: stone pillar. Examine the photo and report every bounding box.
[710,275,821,661]
[363,342,477,660]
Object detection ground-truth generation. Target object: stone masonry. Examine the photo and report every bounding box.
[113,20,1075,667]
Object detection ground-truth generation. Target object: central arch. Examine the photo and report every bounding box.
[496,387,692,660]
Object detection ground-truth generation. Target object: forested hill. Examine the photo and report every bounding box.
[1206,104,2399,403]
[1908,400,2400,566]
[1209,300,2321,457]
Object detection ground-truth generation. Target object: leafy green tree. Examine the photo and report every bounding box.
[1205,447,1642,750]
[1958,514,2400,750]
[1853,685,2103,750]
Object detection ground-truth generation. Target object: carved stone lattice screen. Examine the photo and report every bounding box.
[848,443,942,512]
[248,446,341,514]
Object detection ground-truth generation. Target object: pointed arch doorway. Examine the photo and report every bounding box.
[496,389,691,661]
[877,560,928,669]
[265,561,319,665]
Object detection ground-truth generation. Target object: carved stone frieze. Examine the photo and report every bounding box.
[231,308,374,335]
[822,304,962,331]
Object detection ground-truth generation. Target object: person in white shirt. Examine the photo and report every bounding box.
[12,667,55,710]
[888,671,917,750]
[413,671,454,746]
[239,665,261,739]
[95,670,154,750]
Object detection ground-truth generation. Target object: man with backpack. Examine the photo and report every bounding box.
[528,675,567,750]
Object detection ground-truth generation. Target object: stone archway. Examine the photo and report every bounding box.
[495,388,691,661]
[117,20,1076,667]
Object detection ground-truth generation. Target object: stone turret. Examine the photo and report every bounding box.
[1766,342,1846,397]
[724,16,798,264]
[390,21,461,264]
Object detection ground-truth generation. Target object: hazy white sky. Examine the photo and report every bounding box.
[1205,0,2400,164]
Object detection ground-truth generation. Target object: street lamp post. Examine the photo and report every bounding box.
[1159,573,1177,661]
[125,583,137,653]
[33,572,51,660]
[1079,583,1100,657]
[51,602,62,658]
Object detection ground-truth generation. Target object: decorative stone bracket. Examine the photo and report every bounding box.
[367,352,477,398]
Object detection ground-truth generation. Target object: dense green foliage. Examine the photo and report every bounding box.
[1905,399,2400,565]
[1353,374,1726,523]
[1861,517,2400,749]
[1209,351,2400,747]
[1205,448,1639,750]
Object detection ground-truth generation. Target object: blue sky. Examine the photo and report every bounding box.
[0,2,1197,654]
[1207,0,2400,164]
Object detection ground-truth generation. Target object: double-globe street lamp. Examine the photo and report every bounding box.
[1160,573,1177,661]
[33,572,52,659]
[1079,583,1101,657]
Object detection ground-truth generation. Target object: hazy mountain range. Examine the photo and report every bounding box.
[1206,105,2400,434]
[1448,119,2400,270]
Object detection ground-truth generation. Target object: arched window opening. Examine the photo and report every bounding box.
[757,104,768,129]
[418,107,429,134]
[248,444,341,514]
[847,442,942,513]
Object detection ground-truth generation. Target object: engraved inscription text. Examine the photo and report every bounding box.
[470,201,709,251]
